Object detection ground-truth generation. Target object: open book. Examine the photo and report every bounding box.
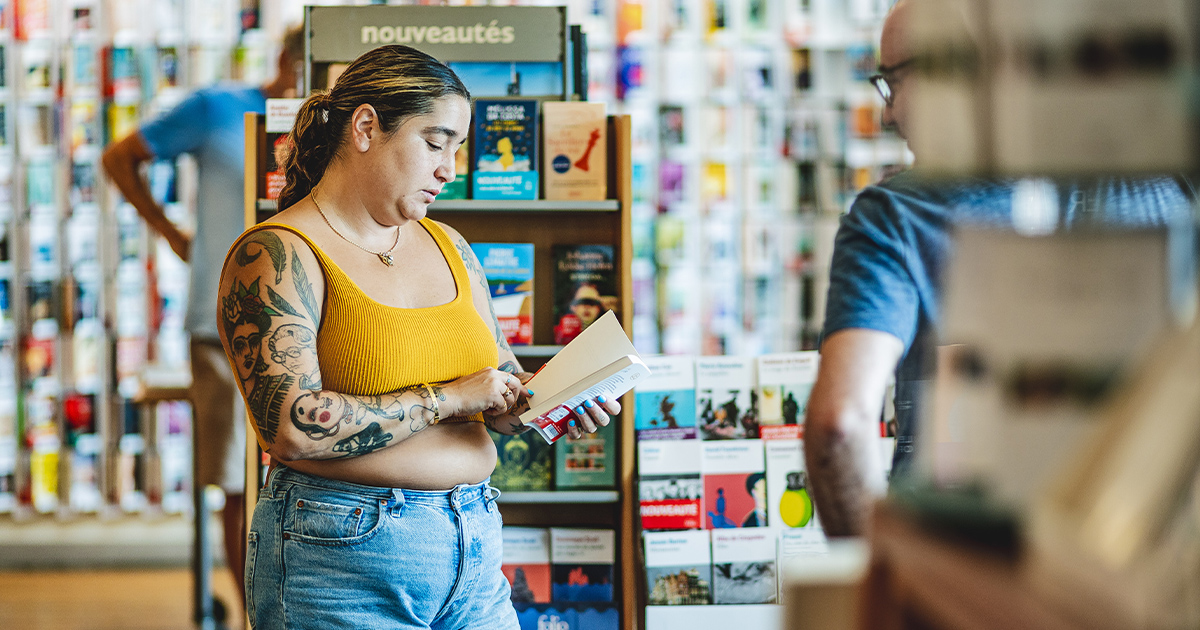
[520,311,649,444]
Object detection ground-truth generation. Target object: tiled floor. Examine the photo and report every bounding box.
[0,567,243,630]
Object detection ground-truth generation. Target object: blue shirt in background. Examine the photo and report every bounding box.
[822,171,1193,478]
[140,84,267,340]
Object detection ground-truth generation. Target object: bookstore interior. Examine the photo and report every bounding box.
[2,1,1200,630]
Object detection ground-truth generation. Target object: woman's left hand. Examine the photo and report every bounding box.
[565,395,621,440]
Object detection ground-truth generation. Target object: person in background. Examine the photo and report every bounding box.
[101,25,305,617]
[803,0,1193,537]
[220,44,617,628]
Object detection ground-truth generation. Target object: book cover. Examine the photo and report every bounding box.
[634,355,697,440]
[555,415,616,489]
[439,141,469,200]
[765,440,816,530]
[520,311,647,445]
[471,243,534,346]
[553,244,617,345]
[491,430,552,491]
[550,528,615,603]
[513,603,618,630]
[502,527,552,604]
[756,352,819,440]
[542,101,606,201]
[473,99,538,200]
[712,528,777,604]
[701,440,766,529]
[643,529,712,605]
[696,357,757,440]
[776,527,830,603]
[638,439,703,530]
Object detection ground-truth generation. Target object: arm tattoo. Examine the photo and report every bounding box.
[499,361,518,374]
[247,372,292,444]
[332,423,393,457]
[455,237,512,353]
[266,285,302,317]
[291,245,320,324]
[406,384,443,433]
[234,231,287,284]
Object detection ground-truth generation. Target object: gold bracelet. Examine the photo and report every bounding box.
[420,383,441,425]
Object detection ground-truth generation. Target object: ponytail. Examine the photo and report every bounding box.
[277,91,339,211]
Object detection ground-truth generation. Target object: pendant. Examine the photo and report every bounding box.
[378,252,394,266]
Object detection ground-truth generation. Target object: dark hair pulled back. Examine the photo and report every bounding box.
[277,45,471,211]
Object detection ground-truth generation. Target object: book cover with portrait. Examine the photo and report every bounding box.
[634,355,697,441]
[643,529,712,606]
[552,244,617,345]
[491,430,552,491]
[472,99,538,200]
[550,528,615,603]
[700,440,766,529]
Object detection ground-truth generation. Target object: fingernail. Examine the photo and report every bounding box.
[584,400,595,409]
[575,406,585,415]
[569,420,577,427]
[527,389,535,396]
[597,395,607,403]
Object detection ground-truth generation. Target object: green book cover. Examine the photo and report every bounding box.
[492,430,552,491]
[554,415,616,489]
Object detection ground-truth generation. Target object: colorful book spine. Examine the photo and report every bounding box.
[635,355,697,440]
[550,528,615,603]
[555,415,616,489]
[712,528,778,604]
[638,439,703,530]
[502,527,552,604]
[696,357,757,440]
[756,351,820,440]
[552,245,617,345]
[700,440,766,529]
[472,243,534,346]
[643,529,713,605]
[542,101,607,201]
[765,439,817,531]
[472,99,538,200]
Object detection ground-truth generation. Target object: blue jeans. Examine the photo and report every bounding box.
[246,466,518,630]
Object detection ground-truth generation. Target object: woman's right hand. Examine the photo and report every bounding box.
[441,367,531,419]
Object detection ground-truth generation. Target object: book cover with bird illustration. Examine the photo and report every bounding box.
[635,355,697,440]
[473,99,538,200]
[542,101,607,201]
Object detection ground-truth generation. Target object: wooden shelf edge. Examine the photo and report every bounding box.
[429,199,619,212]
[496,490,619,504]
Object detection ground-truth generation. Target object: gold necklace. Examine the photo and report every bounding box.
[311,188,401,267]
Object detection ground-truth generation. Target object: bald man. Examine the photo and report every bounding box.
[803,0,1193,536]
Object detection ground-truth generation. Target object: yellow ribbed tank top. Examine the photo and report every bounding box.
[228,218,498,439]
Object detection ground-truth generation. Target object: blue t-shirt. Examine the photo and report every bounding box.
[140,84,267,340]
[822,171,1192,478]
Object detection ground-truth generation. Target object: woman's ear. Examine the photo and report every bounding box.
[349,104,378,153]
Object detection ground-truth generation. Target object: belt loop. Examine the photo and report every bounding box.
[388,488,405,516]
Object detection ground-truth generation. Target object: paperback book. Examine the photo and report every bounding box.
[757,352,819,440]
[491,430,552,491]
[765,439,817,530]
[638,439,703,530]
[553,244,617,345]
[696,357,757,440]
[634,355,697,440]
[542,101,607,201]
[712,528,778,604]
[555,416,615,489]
[473,99,538,200]
[472,243,534,346]
[502,527,552,604]
[513,603,619,630]
[550,528,615,603]
[520,311,647,445]
[701,440,767,529]
[643,529,713,605]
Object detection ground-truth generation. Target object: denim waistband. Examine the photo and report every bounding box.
[269,465,498,508]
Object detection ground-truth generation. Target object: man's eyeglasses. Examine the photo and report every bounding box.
[869,59,915,107]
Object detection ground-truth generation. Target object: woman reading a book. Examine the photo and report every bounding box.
[217,45,619,630]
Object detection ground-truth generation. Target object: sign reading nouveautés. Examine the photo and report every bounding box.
[308,5,565,64]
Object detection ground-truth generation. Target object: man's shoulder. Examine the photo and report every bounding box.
[850,170,1013,224]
